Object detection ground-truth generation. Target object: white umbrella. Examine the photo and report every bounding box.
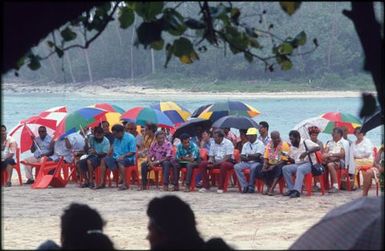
[293,116,330,139]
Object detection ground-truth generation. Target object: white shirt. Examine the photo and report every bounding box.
[209,138,234,161]
[326,139,344,154]
[289,139,319,164]
[349,137,374,174]
[241,139,265,163]
[340,138,351,167]
[67,132,85,153]
[1,136,16,161]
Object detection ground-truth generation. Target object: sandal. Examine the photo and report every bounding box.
[95,184,106,189]
[80,183,89,188]
[267,191,274,196]
[137,185,146,191]
[5,182,12,187]
[118,185,128,191]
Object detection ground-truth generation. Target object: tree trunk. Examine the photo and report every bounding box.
[130,17,136,81]
[344,2,384,115]
[83,49,93,83]
[65,51,76,83]
[151,48,155,74]
[327,2,338,70]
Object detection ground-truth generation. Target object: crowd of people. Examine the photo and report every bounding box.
[1,120,384,197]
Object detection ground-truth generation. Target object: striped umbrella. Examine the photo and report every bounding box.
[39,106,67,117]
[321,112,362,134]
[198,101,260,122]
[150,101,191,125]
[88,103,125,129]
[54,107,107,140]
[120,107,174,128]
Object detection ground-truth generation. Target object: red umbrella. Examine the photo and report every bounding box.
[39,106,67,117]
[9,116,57,153]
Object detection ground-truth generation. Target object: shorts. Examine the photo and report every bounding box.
[104,156,135,171]
[79,155,101,171]
[1,158,16,170]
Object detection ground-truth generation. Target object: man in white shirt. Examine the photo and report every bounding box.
[340,126,351,172]
[198,129,234,193]
[234,128,265,193]
[282,130,320,198]
[323,127,345,193]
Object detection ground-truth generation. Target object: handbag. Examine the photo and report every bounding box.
[304,141,325,176]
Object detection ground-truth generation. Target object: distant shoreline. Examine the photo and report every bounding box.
[2,81,375,100]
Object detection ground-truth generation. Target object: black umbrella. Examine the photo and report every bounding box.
[290,197,383,250]
[361,107,383,134]
[212,115,260,130]
[172,118,212,139]
[191,104,212,118]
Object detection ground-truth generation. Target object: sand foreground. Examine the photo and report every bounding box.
[1,181,365,250]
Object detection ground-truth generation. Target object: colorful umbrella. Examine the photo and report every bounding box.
[120,107,174,128]
[191,104,212,118]
[89,103,125,114]
[320,112,362,134]
[212,115,260,130]
[198,101,260,122]
[150,101,191,125]
[88,103,125,130]
[54,107,107,140]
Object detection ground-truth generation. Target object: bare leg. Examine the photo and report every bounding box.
[87,159,93,185]
[362,169,374,196]
[118,163,128,190]
[327,163,338,185]
[269,177,280,193]
[99,159,106,186]
[6,164,13,183]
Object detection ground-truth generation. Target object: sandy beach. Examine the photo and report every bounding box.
[2,79,373,100]
[2,177,366,250]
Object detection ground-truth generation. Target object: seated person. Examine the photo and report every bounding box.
[96,124,136,190]
[137,123,157,180]
[323,127,345,193]
[78,126,110,188]
[349,127,374,187]
[125,121,143,149]
[100,121,114,144]
[1,125,17,187]
[198,129,234,194]
[362,144,383,196]
[224,127,238,146]
[234,128,265,193]
[199,129,212,151]
[282,130,320,198]
[22,125,54,184]
[140,131,176,191]
[235,129,248,152]
[261,131,290,196]
[175,133,200,192]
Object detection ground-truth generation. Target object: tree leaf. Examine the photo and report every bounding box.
[136,20,163,48]
[313,38,319,47]
[295,31,307,46]
[164,43,173,68]
[231,8,241,24]
[16,56,25,70]
[163,9,186,36]
[118,6,135,29]
[60,27,77,42]
[55,46,64,58]
[278,42,293,55]
[279,2,302,16]
[244,51,253,63]
[173,37,194,57]
[151,39,164,50]
[27,55,41,70]
[135,2,164,22]
[47,41,55,48]
[276,55,293,71]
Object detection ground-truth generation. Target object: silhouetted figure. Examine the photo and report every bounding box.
[146,195,233,250]
[37,203,114,250]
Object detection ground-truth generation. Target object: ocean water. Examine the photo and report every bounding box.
[2,93,383,147]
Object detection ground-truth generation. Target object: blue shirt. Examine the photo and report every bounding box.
[176,142,199,161]
[89,136,110,154]
[112,132,136,162]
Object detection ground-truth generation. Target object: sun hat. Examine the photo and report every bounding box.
[246,127,258,135]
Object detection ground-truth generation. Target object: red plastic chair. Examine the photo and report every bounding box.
[32,157,67,189]
[125,154,140,189]
[209,149,240,192]
[2,148,23,186]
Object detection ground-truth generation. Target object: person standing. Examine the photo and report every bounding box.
[258,121,271,146]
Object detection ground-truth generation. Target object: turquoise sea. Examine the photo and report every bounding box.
[2,93,383,147]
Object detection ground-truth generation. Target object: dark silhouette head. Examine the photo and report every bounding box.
[61,203,111,249]
[146,195,204,250]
